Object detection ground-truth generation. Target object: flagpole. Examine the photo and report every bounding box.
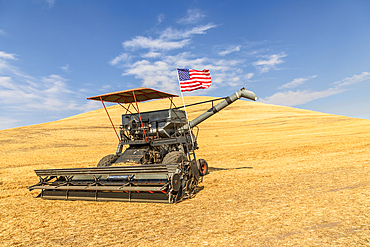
[176,69,195,146]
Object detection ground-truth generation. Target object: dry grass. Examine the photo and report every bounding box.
[1,97,370,246]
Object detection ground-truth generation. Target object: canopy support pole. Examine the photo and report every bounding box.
[132,92,148,143]
[118,103,134,114]
[169,97,177,109]
[100,97,120,141]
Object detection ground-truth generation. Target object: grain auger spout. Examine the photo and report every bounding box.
[178,87,257,134]
[29,87,257,203]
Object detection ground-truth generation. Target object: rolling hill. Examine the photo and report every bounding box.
[1,96,370,246]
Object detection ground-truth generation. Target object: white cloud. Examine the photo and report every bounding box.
[99,84,112,91]
[260,88,345,106]
[261,72,370,107]
[110,53,130,65]
[122,60,178,93]
[123,36,190,51]
[246,73,254,80]
[0,74,76,111]
[45,0,56,8]
[122,23,216,52]
[119,51,254,91]
[0,76,15,89]
[334,72,370,87]
[158,14,165,24]
[111,17,255,92]
[253,53,287,73]
[61,64,70,73]
[219,46,241,56]
[0,51,105,129]
[177,9,205,24]
[0,117,20,130]
[0,52,34,80]
[142,51,161,58]
[0,51,17,60]
[280,75,318,89]
[0,54,99,114]
[81,100,102,113]
[160,24,217,40]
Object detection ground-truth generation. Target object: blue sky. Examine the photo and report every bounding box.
[1,0,370,130]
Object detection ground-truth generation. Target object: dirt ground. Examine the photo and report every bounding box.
[1,96,370,246]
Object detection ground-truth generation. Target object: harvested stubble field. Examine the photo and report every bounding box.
[1,96,370,246]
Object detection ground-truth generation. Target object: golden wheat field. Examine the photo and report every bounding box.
[1,96,370,246]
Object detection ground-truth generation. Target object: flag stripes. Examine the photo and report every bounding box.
[177,69,212,92]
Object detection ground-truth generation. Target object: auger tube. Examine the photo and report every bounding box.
[178,87,257,134]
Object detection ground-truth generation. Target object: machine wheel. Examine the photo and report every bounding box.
[197,159,208,176]
[171,173,181,191]
[97,154,119,167]
[162,151,187,164]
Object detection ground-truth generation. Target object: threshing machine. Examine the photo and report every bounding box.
[29,87,256,203]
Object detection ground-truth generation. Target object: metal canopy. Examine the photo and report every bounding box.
[87,87,178,104]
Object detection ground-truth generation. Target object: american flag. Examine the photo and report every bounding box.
[177,68,211,92]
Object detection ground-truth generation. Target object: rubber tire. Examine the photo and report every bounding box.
[97,154,119,167]
[162,151,187,164]
[197,159,208,176]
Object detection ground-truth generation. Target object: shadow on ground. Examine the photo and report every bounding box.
[208,166,253,173]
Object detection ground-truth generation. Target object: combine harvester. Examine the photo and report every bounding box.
[29,87,256,203]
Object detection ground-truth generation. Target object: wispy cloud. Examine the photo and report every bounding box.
[121,23,217,53]
[0,51,31,79]
[122,59,178,92]
[110,9,279,93]
[0,74,74,111]
[260,72,370,106]
[0,29,7,37]
[334,72,370,87]
[0,51,99,114]
[110,53,130,65]
[219,45,241,56]
[112,21,251,92]
[60,64,70,73]
[119,50,253,93]
[253,53,287,73]
[160,24,217,40]
[260,88,344,106]
[45,0,56,8]
[158,14,165,24]
[0,51,17,60]
[0,117,20,130]
[177,9,205,24]
[279,75,318,89]
[122,23,216,51]
[123,36,190,51]
[141,51,161,58]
